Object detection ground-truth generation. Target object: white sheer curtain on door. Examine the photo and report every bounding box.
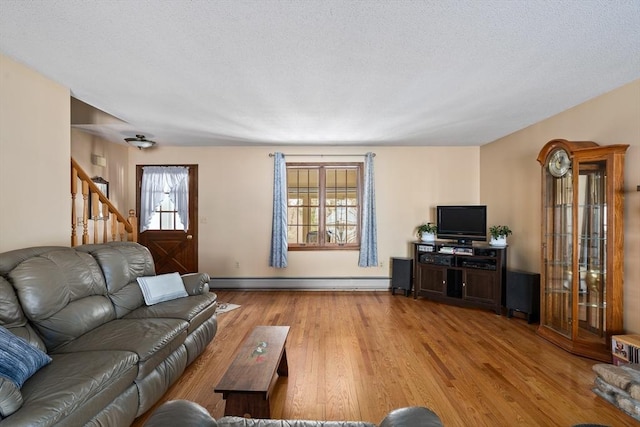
[140,166,189,233]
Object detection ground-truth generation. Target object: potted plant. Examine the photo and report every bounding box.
[489,225,512,247]
[416,222,437,242]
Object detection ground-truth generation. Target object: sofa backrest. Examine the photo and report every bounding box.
[0,246,115,352]
[0,276,26,330]
[76,242,155,318]
[0,275,49,353]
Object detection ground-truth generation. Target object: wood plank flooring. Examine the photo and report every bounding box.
[132,291,636,426]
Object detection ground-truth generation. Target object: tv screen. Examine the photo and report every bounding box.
[436,205,487,244]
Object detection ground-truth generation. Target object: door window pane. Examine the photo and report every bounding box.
[147,193,185,231]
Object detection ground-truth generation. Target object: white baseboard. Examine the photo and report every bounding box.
[210,277,392,291]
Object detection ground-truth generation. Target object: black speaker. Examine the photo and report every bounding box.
[506,270,540,323]
[391,257,413,296]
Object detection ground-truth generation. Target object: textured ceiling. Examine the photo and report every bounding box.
[1,0,639,147]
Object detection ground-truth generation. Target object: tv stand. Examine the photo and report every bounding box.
[413,241,507,314]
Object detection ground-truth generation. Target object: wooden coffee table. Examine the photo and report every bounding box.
[214,325,290,418]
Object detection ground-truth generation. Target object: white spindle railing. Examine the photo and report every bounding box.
[71,158,137,246]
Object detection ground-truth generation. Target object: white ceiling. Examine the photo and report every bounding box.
[1,0,639,147]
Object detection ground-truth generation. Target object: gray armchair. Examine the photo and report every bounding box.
[144,400,444,427]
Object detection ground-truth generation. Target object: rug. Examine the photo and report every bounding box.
[215,302,241,315]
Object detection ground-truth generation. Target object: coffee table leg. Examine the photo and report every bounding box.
[277,347,288,376]
[224,392,270,418]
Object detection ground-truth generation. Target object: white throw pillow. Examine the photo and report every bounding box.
[137,272,188,305]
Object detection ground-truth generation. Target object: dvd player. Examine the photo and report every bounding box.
[461,260,496,270]
[420,253,454,266]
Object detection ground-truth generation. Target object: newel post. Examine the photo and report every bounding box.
[128,209,138,242]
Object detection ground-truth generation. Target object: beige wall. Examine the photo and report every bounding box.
[0,54,70,252]
[480,79,640,333]
[70,97,131,214]
[127,146,480,278]
[70,128,130,214]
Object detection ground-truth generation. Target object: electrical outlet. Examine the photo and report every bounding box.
[379,261,384,268]
[235,261,240,269]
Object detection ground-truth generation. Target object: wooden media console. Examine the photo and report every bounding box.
[413,241,507,314]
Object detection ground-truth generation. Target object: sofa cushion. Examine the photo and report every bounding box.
[137,273,188,305]
[84,384,139,427]
[0,377,22,418]
[125,292,217,334]
[0,350,138,427]
[54,318,188,379]
[0,277,26,329]
[135,346,188,416]
[4,324,47,353]
[0,326,51,389]
[184,317,218,366]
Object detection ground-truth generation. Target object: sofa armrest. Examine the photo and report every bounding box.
[378,407,443,427]
[0,377,23,418]
[144,400,217,427]
[180,273,210,295]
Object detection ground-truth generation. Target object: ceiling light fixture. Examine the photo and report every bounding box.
[124,134,156,149]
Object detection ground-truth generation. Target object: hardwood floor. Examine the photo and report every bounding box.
[132,291,636,426]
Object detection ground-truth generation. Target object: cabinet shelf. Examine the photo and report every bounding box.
[578,302,606,309]
[544,288,570,294]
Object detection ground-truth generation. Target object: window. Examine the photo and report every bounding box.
[287,163,362,250]
[147,191,186,230]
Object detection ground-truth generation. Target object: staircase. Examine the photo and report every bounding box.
[71,158,137,246]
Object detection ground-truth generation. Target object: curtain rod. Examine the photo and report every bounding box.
[268,153,375,157]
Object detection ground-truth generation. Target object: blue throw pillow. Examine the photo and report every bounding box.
[0,325,51,388]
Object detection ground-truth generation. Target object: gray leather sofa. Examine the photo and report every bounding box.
[0,242,218,426]
[144,400,445,427]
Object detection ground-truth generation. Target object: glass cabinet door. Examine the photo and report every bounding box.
[541,168,573,338]
[576,160,607,345]
[542,160,608,344]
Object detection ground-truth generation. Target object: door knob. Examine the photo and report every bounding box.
[186,235,193,240]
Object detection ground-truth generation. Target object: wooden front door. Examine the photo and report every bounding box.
[136,165,198,274]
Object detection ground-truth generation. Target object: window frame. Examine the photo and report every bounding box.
[147,191,186,231]
[286,162,363,251]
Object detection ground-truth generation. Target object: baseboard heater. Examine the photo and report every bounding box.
[210,277,391,291]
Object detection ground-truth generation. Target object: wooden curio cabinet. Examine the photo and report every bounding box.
[537,139,628,362]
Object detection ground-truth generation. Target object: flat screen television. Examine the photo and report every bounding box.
[436,205,487,245]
